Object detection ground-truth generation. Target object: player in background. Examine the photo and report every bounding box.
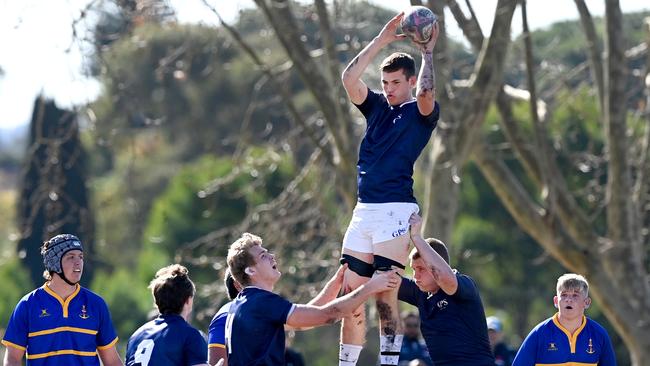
[512,274,616,366]
[339,10,440,366]
[208,269,241,366]
[2,234,122,366]
[125,264,208,366]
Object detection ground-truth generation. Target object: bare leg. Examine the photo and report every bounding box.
[373,234,410,366]
[339,248,372,366]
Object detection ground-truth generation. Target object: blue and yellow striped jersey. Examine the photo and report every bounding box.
[1,284,118,365]
[207,301,232,351]
[512,313,616,366]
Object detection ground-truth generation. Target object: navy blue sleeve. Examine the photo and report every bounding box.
[453,273,480,300]
[398,277,419,306]
[419,101,440,126]
[256,291,294,325]
[185,327,208,366]
[354,89,382,120]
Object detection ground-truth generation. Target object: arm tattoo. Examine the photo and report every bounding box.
[344,56,360,75]
[417,51,435,97]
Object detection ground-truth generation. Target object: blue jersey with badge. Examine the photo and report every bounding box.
[1,284,118,366]
[208,301,231,352]
[355,89,439,203]
[398,273,494,366]
[512,314,616,366]
[225,287,295,366]
[125,314,207,366]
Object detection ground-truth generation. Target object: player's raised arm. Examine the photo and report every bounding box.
[408,213,457,294]
[414,21,439,117]
[341,12,407,105]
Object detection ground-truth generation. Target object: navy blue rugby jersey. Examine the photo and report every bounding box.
[355,89,439,203]
[398,273,494,366]
[225,287,295,366]
[125,314,207,366]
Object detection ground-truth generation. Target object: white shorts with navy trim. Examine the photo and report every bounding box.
[342,202,419,253]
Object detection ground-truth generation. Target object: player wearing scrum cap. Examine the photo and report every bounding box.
[1,234,122,366]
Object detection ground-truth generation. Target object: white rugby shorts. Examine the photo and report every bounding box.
[342,202,419,253]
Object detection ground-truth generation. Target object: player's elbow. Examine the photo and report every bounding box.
[417,98,434,116]
[439,273,458,295]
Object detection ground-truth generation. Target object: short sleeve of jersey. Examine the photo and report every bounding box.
[512,325,539,366]
[453,273,480,300]
[2,296,29,350]
[208,309,228,348]
[420,101,440,125]
[184,327,208,365]
[595,322,617,366]
[95,296,119,348]
[354,89,383,120]
[398,277,420,306]
[255,291,294,324]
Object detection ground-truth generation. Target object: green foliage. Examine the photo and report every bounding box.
[90,268,150,344]
[139,148,295,283]
[0,257,32,330]
[91,132,185,270]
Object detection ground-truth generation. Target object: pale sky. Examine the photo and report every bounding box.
[0,0,648,129]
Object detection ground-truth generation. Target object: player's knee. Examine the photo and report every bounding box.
[373,255,405,272]
[340,254,374,278]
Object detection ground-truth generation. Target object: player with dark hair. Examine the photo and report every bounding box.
[2,234,122,366]
[225,233,401,366]
[399,214,494,365]
[125,264,208,366]
[339,10,441,366]
[208,269,242,366]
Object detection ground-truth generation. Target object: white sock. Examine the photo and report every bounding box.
[339,343,363,366]
[379,334,403,366]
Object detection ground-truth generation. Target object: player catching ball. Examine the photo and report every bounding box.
[338,7,440,366]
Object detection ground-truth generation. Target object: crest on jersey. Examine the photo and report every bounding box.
[586,338,595,354]
[547,342,558,351]
[79,305,90,319]
[39,308,50,318]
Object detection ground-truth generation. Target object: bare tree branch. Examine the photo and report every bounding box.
[603,0,635,245]
[454,0,517,162]
[521,0,554,206]
[574,0,605,109]
[253,0,358,208]
[472,139,589,273]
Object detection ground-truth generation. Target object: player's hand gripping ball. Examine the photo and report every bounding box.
[400,6,438,44]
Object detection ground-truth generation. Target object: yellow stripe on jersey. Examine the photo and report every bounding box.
[42,283,81,318]
[1,339,26,351]
[28,326,98,337]
[208,343,226,349]
[551,313,587,354]
[27,349,97,359]
[97,337,119,350]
